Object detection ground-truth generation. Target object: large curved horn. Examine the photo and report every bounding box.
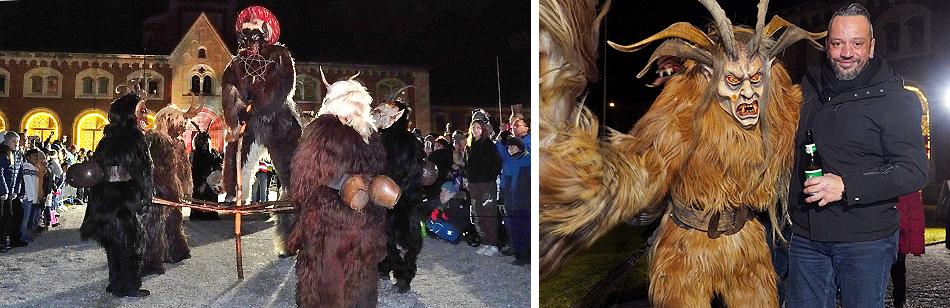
[764,15,826,58]
[183,99,204,119]
[750,0,770,53]
[697,0,736,57]
[609,22,714,53]
[349,71,361,81]
[319,66,330,89]
[191,121,201,131]
[384,85,415,104]
[635,39,713,78]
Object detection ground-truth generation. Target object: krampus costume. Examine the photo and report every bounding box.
[287,78,389,308]
[539,0,824,306]
[372,91,426,293]
[190,122,224,219]
[79,93,153,297]
[222,6,301,256]
[141,103,199,275]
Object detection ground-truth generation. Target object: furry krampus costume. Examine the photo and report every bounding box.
[222,6,301,256]
[79,92,153,297]
[190,122,224,219]
[141,103,199,275]
[373,90,426,293]
[539,0,824,306]
[287,78,388,308]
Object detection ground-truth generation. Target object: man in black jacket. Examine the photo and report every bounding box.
[787,3,928,307]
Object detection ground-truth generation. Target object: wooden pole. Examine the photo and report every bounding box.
[234,119,247,280]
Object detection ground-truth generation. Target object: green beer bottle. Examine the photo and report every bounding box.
[804,130,823,179]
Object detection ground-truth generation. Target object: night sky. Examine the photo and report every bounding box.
[584,0,809,132]
[0,0,530,109]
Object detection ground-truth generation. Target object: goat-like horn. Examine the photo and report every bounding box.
[384,85,415,104]
[349,71,361,81]
[191,121,201,131]
[319,66,330,88]
[764,15,826,58]
[183,100,204,119]
[750,0,770,52]
[636,39,713,78]
[697,0,736,57]
[609,22,714,53]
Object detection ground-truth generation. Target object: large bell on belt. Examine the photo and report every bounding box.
[341,175,369,211]
[66,160,103,188]
[369,175,400,209]
[418,160,438,186]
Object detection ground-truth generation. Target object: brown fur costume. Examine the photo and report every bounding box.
[287,79,387,308]
[539,0,824,306]
[141,104,196,275]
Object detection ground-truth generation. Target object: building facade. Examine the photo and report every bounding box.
[0,13,431,152]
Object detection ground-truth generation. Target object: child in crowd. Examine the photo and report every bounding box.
[21,149,50,240]
[500,136,530,266]
[428,181,472,243]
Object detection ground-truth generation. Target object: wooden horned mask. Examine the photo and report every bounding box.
[609,0,825,129]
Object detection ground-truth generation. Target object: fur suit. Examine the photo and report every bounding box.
[374,101,426,293]
[539,0,825,306]
[222,6,301,256]
[141,104,196,275]
[79,93,153,297]
[287,79,388,308]
[190,124,224,219]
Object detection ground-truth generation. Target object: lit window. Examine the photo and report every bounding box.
[46,76,58,95]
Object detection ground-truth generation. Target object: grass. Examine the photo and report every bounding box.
[539,223,653,308]
[925,227,946,245]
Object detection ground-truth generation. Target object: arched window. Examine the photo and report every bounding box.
[198,47,207,59]
[97,77,109,94]
[76,68,113,99]
[126,70,164,100]
[192,76,201,94]
[202,76,213,94]
[0,67,9,97]
[294,74,320,101]
[82,77,94,94]
[75,110,108,151]
[907,16,924,50]
[188,65,215,96]
[22,109,60,142]
[30,76,42,93]
[884,22,900,52]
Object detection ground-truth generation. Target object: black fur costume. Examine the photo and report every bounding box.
[222,7,301,256]
[79,93,153,297]
[287,114,387,308]
[190,125,223,220]
[376,102,426,293]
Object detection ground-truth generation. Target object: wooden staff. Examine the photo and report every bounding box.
[234,109,249,280]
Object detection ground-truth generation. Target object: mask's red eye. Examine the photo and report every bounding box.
[750,73,761,83]
[725,76,740,84]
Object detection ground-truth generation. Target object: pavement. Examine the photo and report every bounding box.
[0,202,531,308]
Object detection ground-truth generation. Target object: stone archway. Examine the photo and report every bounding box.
[183,108,225,153]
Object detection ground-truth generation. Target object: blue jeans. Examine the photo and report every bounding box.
[787,229,898,308]
[764,220,790,307]
[20,199,34,242]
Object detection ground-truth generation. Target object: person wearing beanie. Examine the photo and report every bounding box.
[499,136,530,265]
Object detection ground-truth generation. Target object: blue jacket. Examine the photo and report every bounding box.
[499,150,530,211]
[0,144,23,197]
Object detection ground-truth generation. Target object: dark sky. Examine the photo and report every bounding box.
[585,0,809,132]
[0,0,530,109]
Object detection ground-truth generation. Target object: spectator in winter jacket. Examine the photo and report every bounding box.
[0,132,25,251]
[890,191,925,308]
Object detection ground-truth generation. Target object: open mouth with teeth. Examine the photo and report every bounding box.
[736,100,758,117]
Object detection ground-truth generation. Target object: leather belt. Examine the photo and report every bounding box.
[670,198,754,239]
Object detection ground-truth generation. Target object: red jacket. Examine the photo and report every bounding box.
[897,191,925,256]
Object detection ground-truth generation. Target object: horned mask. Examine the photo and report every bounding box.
[372,85,414,130]
[609,0,824,129]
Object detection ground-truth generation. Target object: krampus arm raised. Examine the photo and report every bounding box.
[540,102,684,279]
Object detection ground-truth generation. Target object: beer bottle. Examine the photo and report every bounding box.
[804,130,823,179]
